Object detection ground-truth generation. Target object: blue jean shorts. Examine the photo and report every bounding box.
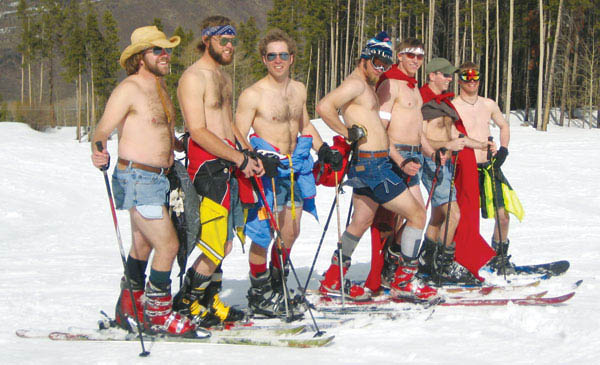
[421,157,456,207]
[112,164,170,219]
[394,144,423,187]
[347,152,407,204]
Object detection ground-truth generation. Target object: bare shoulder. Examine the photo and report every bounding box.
[238,81,262,104]
[111,76,143,103]
[179,64,207,86]
[341,75,366,95]
[481,96,500,110]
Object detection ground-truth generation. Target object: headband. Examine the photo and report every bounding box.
[201,24,237,37]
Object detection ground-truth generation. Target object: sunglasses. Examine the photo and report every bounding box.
[148,47,172,56]
[217,37,238,46]
[459,69,480,82]
[370,56,392,72]
[402,52,425,61]
[437,71,453,78]
[266,52,290,61]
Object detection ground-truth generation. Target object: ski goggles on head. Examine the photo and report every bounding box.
[148,47,173,56]
[459,69,480,82]
[266,52,290,61]
[370,55,392,72]
[217,36,238,47]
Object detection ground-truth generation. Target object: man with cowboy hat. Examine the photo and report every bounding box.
[91,25,197,336]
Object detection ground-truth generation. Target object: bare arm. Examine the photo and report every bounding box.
[90,81,135,168]
[298,84,324,151]
[178,70,244,167]
[376,79,394,130]
[316,78,364,138]
[490,101,510,148]
[234,87,259,149]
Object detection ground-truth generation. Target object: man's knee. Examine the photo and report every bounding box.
[450,203,461,225]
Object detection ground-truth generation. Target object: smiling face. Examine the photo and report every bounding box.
[142,47,171,77]
[397,49,424,76]
[207,35,236,65]
[429,71,453,92]
[263,41,293,79]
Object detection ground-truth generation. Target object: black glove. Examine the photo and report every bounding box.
[318,143,344,172]
[434,147,447,166]
[493,146,508,168]
[347,124,367,143]
[257,151,284,178]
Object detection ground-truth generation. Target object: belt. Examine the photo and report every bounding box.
[357,151,389,159]
[117,158,171,175]
[395,145,421,153]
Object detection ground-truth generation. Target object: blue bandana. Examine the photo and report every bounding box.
[201,24,237,37]
[360,31,393,65]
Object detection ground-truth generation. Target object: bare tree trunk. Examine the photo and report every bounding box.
[536,0,545,130]
[485,0,489,98]
[504,0,514,123]
[28,61,32,105]
[334,4,340,87]
[39,61,44,105]
[344,0,351,77]
[21,55,24,104]
[428,0,435,63]
[495,0,501,101]
[542,0,563,130]
[470,0,474,61]
[91,63,96,134]
[315,41,321,117]
[525,49,531,123]
[454,0,460,94]
[86,81,90,132]
[462,24,467,64]
[559,34,572,127]
[306,46,313,90]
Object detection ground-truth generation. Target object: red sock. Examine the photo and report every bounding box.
[270,245,291,269]
[249,262,267,277]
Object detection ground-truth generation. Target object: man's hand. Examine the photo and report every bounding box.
[318,143,344,172]
[399,157,421,177]
[493,146,508,168]
[92,141,110,170]
[434,147,448,166]
[447,137,466,152]
[237,150,262,178]
[256,151,284,178]
[347,124,367,143]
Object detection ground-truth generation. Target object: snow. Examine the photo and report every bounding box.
[1,117,599,364]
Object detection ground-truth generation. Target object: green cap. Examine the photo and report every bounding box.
[425,57,458,75]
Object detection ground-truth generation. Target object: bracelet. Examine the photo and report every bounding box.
[238,152,249,171]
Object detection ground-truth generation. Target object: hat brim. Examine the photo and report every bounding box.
[119,35,181,69]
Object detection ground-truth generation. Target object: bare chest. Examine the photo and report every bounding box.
[257,89,303,124]
[204,71,232,109]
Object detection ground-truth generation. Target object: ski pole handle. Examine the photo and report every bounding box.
[95,141,109,171]
[487,136,493,161]
[453,133,465,157]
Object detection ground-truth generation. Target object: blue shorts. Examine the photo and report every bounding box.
[421,157,456,208]
[347,152,407,205]
[245,177,303,249]
[394,144,423,187]
[112,164,169,219]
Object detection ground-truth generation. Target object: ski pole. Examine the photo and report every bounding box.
[252,176,325,336]
[424,149,446,211]
[487,136,507,279]
[334,172,346,308]
[439,134,464,285]
[95,141,150,357]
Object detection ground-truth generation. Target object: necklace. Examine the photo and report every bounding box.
[460,95,478,106]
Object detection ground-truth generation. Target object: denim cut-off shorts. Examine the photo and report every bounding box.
[394,144,424,187]
[347,152,407,205]
[421,157,456,208]
[112,164,170,219]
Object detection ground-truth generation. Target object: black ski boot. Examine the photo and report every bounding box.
[381,245,402,289]
[432,242,480,285]
[173,268,221,328]
[247,270,292,319]
[417,237,439,278]
[486,239,517,275]
[270,264,306,316]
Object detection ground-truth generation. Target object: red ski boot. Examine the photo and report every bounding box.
[144,281,197,337]
[319,251,371,301]
[390,258,438,302]
[114,276,145,332]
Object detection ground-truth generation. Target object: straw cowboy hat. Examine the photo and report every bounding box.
[119,26,181,69]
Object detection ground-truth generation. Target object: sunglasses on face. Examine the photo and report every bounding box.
[217,37,238,47]
[437,71,453,78]
[459,69,480,82]
[148,47,172,56]
[266,52,290,61]
[370,56,392,72]
[402,52,425,61]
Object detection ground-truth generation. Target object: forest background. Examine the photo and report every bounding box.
[0,0,598,139]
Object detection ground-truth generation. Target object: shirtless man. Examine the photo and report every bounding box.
[317,32,436,301]
[91,26,195,336]
[236,29,337,317]
[373,38,439,290]
[419,58,491,284]
[173,16,261,326]
[454,61,523,276]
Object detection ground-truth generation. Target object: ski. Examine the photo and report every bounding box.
[15,328,334,348]
[436,291,575,306]
[481,260,569,279]
[442,280,542,296]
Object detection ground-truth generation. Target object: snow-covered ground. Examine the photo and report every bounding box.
[1,116,599,364]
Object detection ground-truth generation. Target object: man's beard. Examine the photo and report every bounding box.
[143,56,167,77]
[363,62,378,85]
[208,42,233,66]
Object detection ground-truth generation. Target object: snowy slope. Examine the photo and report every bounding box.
[1,118,599,364]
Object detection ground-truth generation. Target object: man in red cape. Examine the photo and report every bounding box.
[365,58,495,291]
